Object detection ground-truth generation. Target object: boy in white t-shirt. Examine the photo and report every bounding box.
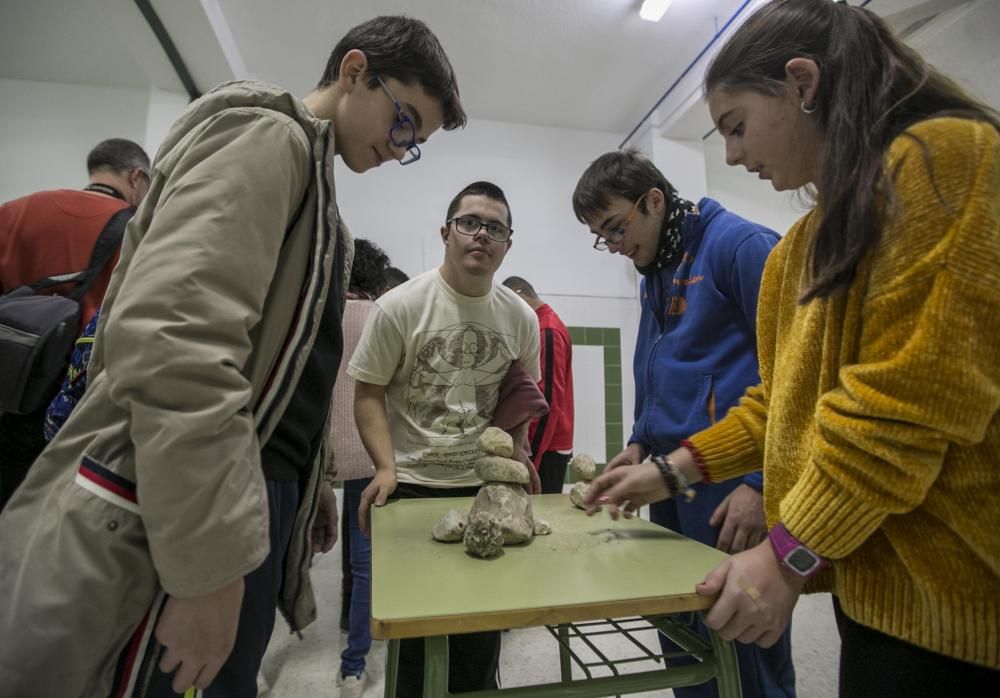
[349,181,540,694]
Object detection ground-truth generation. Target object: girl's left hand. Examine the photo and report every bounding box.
[696,538,808,647]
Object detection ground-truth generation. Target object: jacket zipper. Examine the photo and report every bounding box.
[640,267,679,447]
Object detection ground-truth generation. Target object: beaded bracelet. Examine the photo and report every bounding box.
[651,455,696,502]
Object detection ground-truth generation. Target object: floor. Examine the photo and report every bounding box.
[260,495,841,698]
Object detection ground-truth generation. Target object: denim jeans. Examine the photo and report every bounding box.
[340,477,373,678]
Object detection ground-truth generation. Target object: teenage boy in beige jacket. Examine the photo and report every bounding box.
[0,16,465,697]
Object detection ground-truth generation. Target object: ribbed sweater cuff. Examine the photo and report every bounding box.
[686,418,762,483]
[780,465,885,559]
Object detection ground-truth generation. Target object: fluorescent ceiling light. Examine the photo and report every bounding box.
[639,0,673,22]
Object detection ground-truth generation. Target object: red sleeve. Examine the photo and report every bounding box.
[529,326,572,468]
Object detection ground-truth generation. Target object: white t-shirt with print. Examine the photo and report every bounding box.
[348,269,541,487]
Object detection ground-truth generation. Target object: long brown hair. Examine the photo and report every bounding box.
[705,0,999,302]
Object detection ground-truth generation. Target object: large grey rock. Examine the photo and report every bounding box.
[570,453,597,482]
[478,427,514,458]
[464,511,504,558]
[475,456,530,485]
[432,509,468,542]
[467,482,534,544]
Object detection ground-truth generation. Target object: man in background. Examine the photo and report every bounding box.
[0,137,150,509]
[503,275,574,494]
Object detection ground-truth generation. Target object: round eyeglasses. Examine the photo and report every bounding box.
[376,75,421,165]
[447,216,513,243]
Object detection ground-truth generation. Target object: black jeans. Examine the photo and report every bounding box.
[390,482,502,696]
[142,479,300,697]
[834,596,1000,697]
[0,407,48,512]
[537,451,571,495]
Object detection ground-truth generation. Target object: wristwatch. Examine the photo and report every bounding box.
[769,523,827,578]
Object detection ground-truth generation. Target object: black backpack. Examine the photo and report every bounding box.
[0,206,134,415]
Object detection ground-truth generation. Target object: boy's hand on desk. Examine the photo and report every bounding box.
[359,471,397,536]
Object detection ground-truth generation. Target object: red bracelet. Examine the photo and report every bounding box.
[680,439,712,483]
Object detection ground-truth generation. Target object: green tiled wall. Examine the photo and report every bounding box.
[567,326,623,469]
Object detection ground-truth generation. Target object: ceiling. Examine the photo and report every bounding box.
[0,0,979,137]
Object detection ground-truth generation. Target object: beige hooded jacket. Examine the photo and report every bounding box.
[0,80,352,696]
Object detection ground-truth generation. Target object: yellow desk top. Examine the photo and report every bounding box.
[371,493,729,639]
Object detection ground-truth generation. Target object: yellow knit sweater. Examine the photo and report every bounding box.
[688,117,1000,669]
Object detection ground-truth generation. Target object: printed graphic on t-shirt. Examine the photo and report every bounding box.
[402,321,514,470]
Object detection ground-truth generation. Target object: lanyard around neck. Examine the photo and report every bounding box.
[83,183,126,201]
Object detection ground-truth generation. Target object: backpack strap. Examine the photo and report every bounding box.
[31,206,136,298]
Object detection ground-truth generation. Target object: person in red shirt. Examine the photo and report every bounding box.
[0,137,150,510]
[503,276,575,494]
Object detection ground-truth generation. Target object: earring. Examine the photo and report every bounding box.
[800,101,817,115]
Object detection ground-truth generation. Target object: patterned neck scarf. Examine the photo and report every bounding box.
[636,194,696,277]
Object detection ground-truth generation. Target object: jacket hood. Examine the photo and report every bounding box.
[157,80,330,161]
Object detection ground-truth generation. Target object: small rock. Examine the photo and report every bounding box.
[432,509,468,542]
[475,456,530,485]
[478,426,514,458]
[533,518,552,535]
[569,481,591,510]
[570,453,597,482]
[464,511,504,558]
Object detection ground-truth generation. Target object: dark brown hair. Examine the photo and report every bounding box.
[446,181,512,228]
[349,238,391,298]
[572,148,675,223]
[705,0,999,302]
[318,16,466,131]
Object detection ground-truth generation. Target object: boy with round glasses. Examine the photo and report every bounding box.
[0,15,464,697]
[572,149,793,698]
[350,181,540,695]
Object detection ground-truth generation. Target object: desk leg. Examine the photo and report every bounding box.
[707,628,742,698]
[423,635,449,697]
[556,624,572,682]
[385,639,400,698]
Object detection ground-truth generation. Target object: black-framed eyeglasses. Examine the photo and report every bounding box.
[447,216,513,243]
[376,75,420,165]
[592,192,647,251]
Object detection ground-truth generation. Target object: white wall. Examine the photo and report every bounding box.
[909,0,1000,110]
[0,78,154,202]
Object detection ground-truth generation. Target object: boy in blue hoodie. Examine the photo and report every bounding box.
[572,148,794,698]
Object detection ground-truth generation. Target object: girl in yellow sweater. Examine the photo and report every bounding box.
[585,0,1000,694]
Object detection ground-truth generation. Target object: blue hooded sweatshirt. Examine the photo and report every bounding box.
[629,197,779,491]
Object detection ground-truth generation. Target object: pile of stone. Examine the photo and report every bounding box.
[568,453,597,510]
[431,426,551,559]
